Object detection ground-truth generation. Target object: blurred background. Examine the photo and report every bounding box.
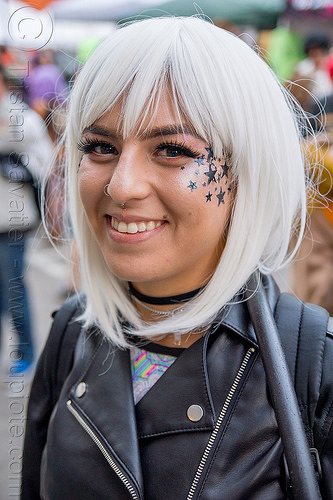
[0,0,332,498]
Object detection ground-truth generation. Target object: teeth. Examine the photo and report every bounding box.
[127,223,138,234]
[111,217,163,234]
[118,222,128,233]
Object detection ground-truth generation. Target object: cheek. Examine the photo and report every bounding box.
[78,164,105,218]
[177,154,233,209]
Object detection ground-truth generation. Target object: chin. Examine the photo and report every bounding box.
[105,262,159,284]
[101,251,174,286]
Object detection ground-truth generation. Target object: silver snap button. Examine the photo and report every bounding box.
[75,382,86,398]
[187,404,204,422]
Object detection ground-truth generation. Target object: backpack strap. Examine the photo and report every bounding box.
[274,293,329,451]
[314,317,333,455]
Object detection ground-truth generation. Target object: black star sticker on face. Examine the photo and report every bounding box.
[205,147,214,163]
[204,164,217,184]
[221,160,229,178]
[188,180,197,192]
[195,157,205,167]
[216,187,225,206]
[180,166,185,170]
[217,172,222,183]
[206,191,212,202]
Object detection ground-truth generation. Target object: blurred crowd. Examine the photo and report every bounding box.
[0,45,74,374]
[0,20,333,374]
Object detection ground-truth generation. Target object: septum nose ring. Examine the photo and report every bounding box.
[103,184,126,209]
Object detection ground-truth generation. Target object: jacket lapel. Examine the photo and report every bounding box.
[68,334,143,495]
[135,334,215,438]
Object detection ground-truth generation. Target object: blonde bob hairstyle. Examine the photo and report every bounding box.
[66,16,309,347]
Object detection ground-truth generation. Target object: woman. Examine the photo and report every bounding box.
[21,17,333,499]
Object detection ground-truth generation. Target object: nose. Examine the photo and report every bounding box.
[106,142,151,205]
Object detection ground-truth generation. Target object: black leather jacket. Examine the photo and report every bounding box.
[21,279,333,499]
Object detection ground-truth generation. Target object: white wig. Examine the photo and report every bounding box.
[66,16,309,347]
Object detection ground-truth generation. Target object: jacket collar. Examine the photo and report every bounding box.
[217,274,280,347]
[135,332,215,439]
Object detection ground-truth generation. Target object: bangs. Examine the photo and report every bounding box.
[73,17,229,158]
[120,73,209,144]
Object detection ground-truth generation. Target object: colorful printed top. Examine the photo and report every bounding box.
[130,343,183,404]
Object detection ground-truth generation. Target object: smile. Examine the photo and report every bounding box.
[111,217,164,234]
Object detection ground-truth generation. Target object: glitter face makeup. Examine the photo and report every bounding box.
[183,147,232,206]
[77,93,233,294]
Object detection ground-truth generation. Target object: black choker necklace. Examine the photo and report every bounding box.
[128,282,203,305]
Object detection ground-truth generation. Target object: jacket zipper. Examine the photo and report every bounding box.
[187,347,256,500]
[66,399,140,500]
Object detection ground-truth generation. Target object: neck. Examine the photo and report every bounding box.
[129,282,203,305]
[129,284,208,348]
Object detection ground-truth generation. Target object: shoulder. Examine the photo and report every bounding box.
[49,294,85,351]
[43,294,85,371]
[51,293,85,322]
[31,294,85,404]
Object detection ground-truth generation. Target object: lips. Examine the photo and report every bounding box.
[111,216,163,234]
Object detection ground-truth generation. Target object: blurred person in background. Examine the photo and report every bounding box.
[25,49,69,143]
[290,34,333,113]
[24,49,69,240]
[286,33,333,314]
[21,17,333,499]
[0,65,53,373]
[293,115,333,314]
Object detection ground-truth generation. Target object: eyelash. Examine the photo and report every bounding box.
[77,138,201,159]
[77,138,116,155]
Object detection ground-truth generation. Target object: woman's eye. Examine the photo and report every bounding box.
[161,146,185,157]
[77,139,117,157]
[155,143,198,159]
[93,144,115,155]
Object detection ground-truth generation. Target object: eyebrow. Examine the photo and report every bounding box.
[82,124,204,141]
[82,125,116,138]
[141,125,203,141]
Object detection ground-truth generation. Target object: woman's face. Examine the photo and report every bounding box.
[78,93,233,296]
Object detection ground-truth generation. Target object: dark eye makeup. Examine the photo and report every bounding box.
[77,137,202,161]
[77,137,117,156]
[154,141,201,159]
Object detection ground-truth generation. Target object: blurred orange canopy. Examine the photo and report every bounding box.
[20,0,62,9]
